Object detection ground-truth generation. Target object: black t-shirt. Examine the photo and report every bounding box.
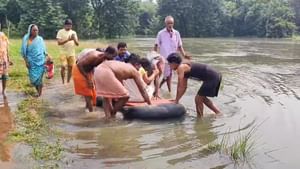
[184,62,220,81]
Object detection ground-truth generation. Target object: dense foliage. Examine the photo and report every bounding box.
[0,0,299,38]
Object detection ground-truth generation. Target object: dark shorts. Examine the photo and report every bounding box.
[0,74,9,80]
[197,75,222,97]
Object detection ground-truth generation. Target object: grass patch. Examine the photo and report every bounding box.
[291,33,300,40]
[8,98,64,168]
[7,39,107,92]
[6,39,110,168]
[205,125,258,164]
[229,129,256,162]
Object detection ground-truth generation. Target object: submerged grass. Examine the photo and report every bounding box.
[205,124,259,164]
[229,128,256,162]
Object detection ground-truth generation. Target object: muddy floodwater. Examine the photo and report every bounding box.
[1,38,300,169]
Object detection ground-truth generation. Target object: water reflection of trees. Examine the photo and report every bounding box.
[0,98,14,162]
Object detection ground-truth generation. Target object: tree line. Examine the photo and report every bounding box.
[0,0,299,39]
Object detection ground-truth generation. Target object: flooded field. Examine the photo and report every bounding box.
[1,38,300,169]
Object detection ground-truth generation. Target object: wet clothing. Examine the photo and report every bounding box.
[0,32,9,77]
[94,61,130,98]
[21,24,46,87]
[124,67,154,102]
[184,63,222,97]
[124,79,154,102]
[72,64,96,105]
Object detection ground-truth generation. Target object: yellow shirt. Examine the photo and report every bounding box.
[139,67,147,77]
[56,29,77,56]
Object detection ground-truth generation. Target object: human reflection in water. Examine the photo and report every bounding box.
[0,97,14,162]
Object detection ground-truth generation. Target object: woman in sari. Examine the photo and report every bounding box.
[21,24,47,97]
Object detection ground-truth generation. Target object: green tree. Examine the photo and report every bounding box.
[228,0,296,37]
[91,0,139,38]
[157,0,193,37]
[18,0,66,38]
[264,0,296,37]
[136,0,158,35]
[157,0,223,37]
[60,0,94,38]
[156,0,296,37]
[190,0,223,37]
[0,0,8,30]
[218,0,237,36]
[6,0,22,25]
[290,0,300,32]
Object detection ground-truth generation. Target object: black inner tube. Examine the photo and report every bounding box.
[122,103,186,120]
[97,97,186,120]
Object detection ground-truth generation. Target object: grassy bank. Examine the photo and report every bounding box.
[6,39,108,168]
[291,33,300,40]
[7,39,107,92]
[8,98,64,168]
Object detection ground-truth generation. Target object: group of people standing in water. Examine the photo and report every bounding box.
[0,16,222,118]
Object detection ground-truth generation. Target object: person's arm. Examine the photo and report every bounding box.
[178,46,190,59]
[133,72,152,105]
[178,45,185,55]
[72,32,79,46]
[175,66,188,103]
[153,72,160,98]
[142,69,158,85]
[7,43,13,65]
[177,31,190,59]
[41,37,48,63]
[21,39,30,69]
[77,62,93,88]
[23,57,30,69]
[56,30,71,45]
[57,38,70,45]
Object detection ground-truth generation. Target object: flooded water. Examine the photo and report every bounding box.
[2,38,300,169]
[0,92,24,169]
